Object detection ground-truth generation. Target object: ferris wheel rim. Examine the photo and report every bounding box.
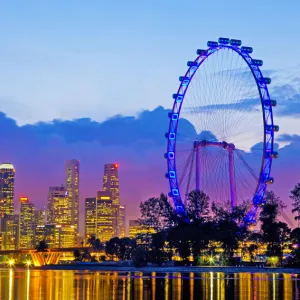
[165,39,277,224]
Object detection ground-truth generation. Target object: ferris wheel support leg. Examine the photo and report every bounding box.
[196,147,200,192]
[228,148,236,210]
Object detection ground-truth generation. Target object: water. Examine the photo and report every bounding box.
[0,269,299,299]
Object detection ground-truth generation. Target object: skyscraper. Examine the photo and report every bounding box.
[103,163,119,236]
[47,185,71,226]
[85,197,97,239]
[19,197,35,249]
[119,205,126,238]
[84,191,113,242]
[34,209,46,227]
[65,160,79,234]
[0,163,15,216]
[96,191,113,242]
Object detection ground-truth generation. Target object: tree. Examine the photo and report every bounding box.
[139,193,177,232]
[87,235,96,248]
[105,237,137,260]
[36,239,48,252]
[105,237,121,259]
[74,249,82,261]
[260,191,290,266]
[291,183,300,222]
[211,202,249,263]
[186,190,210,223]
[119,238,137,260]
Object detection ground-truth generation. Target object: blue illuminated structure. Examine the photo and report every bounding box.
[165,38,278,224]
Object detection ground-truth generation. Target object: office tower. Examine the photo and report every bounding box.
[65,160,79,234]
[85,191,113,242]
[35,224,75,248]
[96,191,113,242]
[47,185,71,226]
[85,197,97,239]
[19,197,35,249]
[0,214,19,250]
[103,163,119,236]
[129,219,155,240]
[34,209,46,227]
[119,205,126,238]
[0,163,15,216]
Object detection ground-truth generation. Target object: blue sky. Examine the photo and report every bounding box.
[0,1,299,228]
[0,1,299,124]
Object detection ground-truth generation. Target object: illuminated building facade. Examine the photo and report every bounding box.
[35,224,75,248]
[19,197,35,249]
[96,191,113,242]
[65,160,79,234]
[34,209,45,227]
[85,197,97,239]
[0,214,19,250]
[129,220,155,239]
[0,163,15,216]
[85,191,114,242]
[119,205,126,238]
[47,185,71,226]
[102,163,120,237]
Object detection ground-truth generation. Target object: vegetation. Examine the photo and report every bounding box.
[76,183,300,268]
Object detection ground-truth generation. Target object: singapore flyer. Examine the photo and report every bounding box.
[165,37,279,224]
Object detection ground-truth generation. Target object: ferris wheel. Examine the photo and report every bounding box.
[165,38,279,224]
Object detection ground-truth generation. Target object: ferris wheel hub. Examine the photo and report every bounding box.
[193,140,236,150]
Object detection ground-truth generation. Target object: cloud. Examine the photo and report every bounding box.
[0,107,298,233]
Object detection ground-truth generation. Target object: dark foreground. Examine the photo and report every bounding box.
[0,268,299,299]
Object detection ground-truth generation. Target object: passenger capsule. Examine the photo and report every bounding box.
[264,99,277,107]
[207,41,218,47]
[266,177,274,184]
[266,125,279,132]
[251,59,263,66]
[218,37,230,44]
[271,151,278,158]
[241,46,253,53]
[262,77,272,84]
[230,39,242,46]
[187,61,198,67]
[179,76,189,82]
[196,49,206,55]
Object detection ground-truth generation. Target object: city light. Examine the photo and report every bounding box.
[114,163,119,168]
[7,259,15,268]
[25,260,32,268]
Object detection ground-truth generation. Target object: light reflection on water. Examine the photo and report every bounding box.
[0,269,298,300]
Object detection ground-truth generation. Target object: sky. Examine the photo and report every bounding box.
[0,1,299,234]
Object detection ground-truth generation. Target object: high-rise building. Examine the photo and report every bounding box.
[35,224,75,248]
[119,205,126,238]
[0,214,19,250]
[19,197,35,249]
[47,185,71,226]
[65,160,79,234]
[0,163,15,216]
[34,209,46,227]
[103,163,120,236]
[96,191,113,242]
[129,219,155,240]
[85,197,97,239]
[85,191,113,242]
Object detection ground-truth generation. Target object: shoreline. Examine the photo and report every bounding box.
[36,265,300,274]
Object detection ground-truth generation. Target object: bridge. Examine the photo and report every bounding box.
[0,247,93,267]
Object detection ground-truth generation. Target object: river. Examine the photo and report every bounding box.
[0,269,298,299]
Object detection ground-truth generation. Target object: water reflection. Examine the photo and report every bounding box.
[0,269,298,299]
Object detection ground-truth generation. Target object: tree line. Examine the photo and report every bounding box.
[72,183,300,267]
